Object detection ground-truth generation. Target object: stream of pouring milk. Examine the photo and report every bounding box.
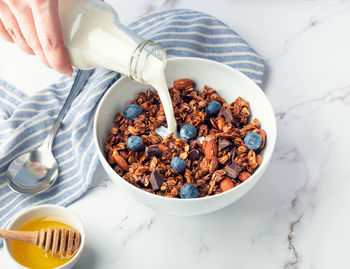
[141,56,177,135]
[59,0,177,134]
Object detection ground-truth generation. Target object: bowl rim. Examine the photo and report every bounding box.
[3,204,86,269]
[93,56,277,202]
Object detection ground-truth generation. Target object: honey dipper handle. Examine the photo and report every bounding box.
[0,229,39,245]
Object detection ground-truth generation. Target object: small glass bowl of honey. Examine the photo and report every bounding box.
[4,204,85,269]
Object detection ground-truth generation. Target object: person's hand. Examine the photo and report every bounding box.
[0,0,73,76]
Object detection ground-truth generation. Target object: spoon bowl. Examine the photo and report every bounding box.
[7,146,58,195]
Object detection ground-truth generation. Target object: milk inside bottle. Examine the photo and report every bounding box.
[58,0,177,134]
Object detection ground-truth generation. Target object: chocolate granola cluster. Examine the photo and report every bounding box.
[104,79,266,198]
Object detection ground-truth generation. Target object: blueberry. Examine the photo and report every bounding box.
[127,135,143,151]
[180,184,199,199]
[205,101,221,116]
[123,104,142,120]
[244,132,262,150]
[170,157,186,172]
[180,125,197,140]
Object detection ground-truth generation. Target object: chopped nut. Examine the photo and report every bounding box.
[217,117,225,131]
[238,171,251,181]
[237,145,248,155]
[258,129,266,150]
[173,78,195,90]
[209,157,219,175]
[204,137,217,162]
[220,177,234,192]
[112,151,128,171]
[248,151,258,169]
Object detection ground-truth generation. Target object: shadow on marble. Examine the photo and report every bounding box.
[261,63,270,93]
[74,245,98,269]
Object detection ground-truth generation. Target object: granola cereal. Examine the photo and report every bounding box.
[104,79,266,198]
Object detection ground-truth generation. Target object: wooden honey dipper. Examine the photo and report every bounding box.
[0,227,81,256]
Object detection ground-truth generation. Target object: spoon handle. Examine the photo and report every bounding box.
[42,69,94,150]
[0,229,38,245]
[0,227,80,255]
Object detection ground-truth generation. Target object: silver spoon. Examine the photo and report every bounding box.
[6,69,94,195]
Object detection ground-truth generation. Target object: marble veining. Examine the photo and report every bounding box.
[276,84,350,120]
[266,0,350,63]
[194,229,210,258]
[121,215,157,246]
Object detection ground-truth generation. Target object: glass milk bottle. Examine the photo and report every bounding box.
[58,0,176,134]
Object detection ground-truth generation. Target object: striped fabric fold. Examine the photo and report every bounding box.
[0,9,264,235]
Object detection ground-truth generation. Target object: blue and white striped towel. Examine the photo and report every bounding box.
[0,9,264,232]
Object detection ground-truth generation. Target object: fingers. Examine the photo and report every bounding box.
[0,18,14,42]
[0,0,73,76]
[0,0,34,54]
[6,0,50,67]
[31,0,73,76]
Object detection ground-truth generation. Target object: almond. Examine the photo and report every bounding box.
[107,154,115,165]
[258,129,266,149]
[113,151,129,171]
[204,137,217,162]
[173,78,195,90]
[209,157,218,175]
[217,117,225,131]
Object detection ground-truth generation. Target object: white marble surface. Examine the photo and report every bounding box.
[1,0,350,268]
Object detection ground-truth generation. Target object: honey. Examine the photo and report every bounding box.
[11,216,77,269]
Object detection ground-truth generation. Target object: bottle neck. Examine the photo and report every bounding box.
[129,40,167,84]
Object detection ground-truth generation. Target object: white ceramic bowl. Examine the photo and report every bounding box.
[94,57,276,216]
[4,204,85,269]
